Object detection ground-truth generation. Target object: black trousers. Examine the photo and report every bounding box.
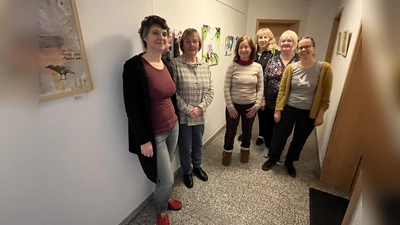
[263,107,276,148]
[268,105,315,162]
[224,104,256,150]
[257,108,266,138]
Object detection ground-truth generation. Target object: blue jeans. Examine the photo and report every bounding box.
[178,124,205,175]
[154,122,179,213]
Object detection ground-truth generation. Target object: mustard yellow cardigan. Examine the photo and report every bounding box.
[275,62,333,118]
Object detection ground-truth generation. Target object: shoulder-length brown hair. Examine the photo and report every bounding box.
[179,28,202,53]
[233,36,256,62]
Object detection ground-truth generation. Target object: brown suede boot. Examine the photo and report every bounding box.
[240,149,250,163]
[222,150,232,166]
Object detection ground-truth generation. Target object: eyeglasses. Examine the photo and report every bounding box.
[298,45,312,50]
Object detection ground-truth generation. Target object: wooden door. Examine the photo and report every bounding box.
[320,26,362,190]
[256,19,300,42]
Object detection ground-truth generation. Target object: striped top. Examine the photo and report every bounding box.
[171,55,214,126]
[224,62,264,111]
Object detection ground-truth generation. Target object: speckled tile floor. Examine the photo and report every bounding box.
[128,122,350,225]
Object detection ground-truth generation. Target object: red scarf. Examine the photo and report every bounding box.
[237,60,253,66]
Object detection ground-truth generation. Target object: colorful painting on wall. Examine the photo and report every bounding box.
[225,35,234,56]
[39,0,93,101]
[201,25,220,65]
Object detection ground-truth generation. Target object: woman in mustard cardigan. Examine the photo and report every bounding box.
[261,36,333,178]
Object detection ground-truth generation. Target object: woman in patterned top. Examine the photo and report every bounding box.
[171,28,214,189]
[222,36,264,166]
[262,36,333,178]
[262,30,300,155]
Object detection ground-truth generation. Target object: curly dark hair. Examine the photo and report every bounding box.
[138,15,170,49]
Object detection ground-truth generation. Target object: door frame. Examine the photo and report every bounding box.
[320,24,362,189]
[255,19,300,34]
[325,7,343,63]
[341,166,362,225]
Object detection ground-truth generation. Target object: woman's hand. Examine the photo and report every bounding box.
[314,116,324,126]
[314,110,325,126]
[189,107,203,119]
[274,110,281,123]
[246,107,257,118]
[260,98,266,111]
[229,109,239,119]
[140,141,154,157]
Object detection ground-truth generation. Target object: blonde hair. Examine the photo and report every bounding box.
[255,28,278,52]
[278,30,298,51]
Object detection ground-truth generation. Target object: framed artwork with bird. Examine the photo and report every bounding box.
[39,0,93,101]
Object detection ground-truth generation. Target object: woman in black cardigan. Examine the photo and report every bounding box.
[122,15,181,225]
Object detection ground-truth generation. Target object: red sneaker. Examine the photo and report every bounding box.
[167,199,182,211]
[157,212,170,225]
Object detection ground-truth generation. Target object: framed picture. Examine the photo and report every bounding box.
[340,30,348,56]
[224,35,234,56]
[336,32,342,54]
[202,25,221,65]
[342,30,352,57]
[39,0,93,101]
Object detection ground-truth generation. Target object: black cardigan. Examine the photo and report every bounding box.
[122,53,178,183]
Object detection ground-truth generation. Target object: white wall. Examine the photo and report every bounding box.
[34,0,248,225]
[303,0,338,61]
[316,0,362,166]
[246,0,311,39]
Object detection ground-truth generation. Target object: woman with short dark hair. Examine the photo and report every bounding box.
[122,15,181,225]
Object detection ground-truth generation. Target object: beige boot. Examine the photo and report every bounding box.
[240,149,250,163]
[222,150,232,166]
